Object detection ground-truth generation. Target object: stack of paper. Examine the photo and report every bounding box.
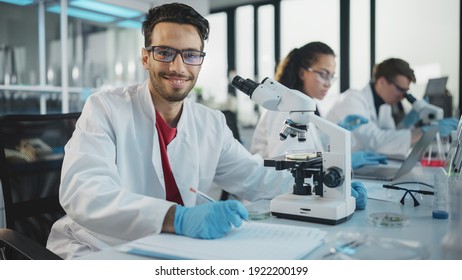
[118,222,326,260]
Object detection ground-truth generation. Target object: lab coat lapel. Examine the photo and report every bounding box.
[378,104,396,129]
[168,100,200,206]
[364,85,378,123]
[364,84,394,129]
[139,82,167,194]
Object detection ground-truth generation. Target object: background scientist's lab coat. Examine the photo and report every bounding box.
[251,109,325,158]
[46,80,293,259]
[326,84,411,157]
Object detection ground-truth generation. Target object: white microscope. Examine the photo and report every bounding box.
[405,93,443,124]
[231,76,355,225]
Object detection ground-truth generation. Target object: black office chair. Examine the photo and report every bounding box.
[0,113,80,260]
[220,110,242,201]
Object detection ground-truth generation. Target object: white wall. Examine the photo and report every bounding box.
[376,0,460,113]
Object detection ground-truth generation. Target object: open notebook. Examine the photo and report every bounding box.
[118,222,326,260]
[353,126,439,181]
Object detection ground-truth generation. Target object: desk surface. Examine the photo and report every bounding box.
[80,165,449,260]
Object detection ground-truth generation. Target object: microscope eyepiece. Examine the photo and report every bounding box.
[405,93,416,103]
[231,75,259,97]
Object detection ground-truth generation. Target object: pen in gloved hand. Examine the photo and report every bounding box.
[189,187,250,222]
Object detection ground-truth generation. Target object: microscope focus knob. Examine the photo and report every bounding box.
[323,167,344,188]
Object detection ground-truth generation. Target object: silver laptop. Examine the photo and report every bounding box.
[352,126,439,181]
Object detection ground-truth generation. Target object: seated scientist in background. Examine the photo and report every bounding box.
[46,3,298,259]
[326,58,457,158]
[250,42,370,210]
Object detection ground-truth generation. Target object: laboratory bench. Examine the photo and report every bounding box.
[78,164,452,260]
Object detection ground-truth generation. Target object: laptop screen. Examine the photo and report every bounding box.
[424,77,448,96]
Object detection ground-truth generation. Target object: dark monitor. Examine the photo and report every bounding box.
[424,77,453,117]
[424,77,448,96]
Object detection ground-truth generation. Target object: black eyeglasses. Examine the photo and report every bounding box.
[383,182,434,207]
[145,46,206,66]
[386,79,409,95]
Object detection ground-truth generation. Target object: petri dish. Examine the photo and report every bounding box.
[285,149,317,160]
[368,212,409,228]
[246,200,271,220]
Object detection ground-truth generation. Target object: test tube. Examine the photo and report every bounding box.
[433,168,449,219]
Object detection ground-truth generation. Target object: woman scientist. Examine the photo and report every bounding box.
[250,41,387,170]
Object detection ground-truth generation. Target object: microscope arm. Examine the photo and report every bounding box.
[308,114,352,199]
[231,76,316,124]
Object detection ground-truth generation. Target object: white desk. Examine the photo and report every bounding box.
[79,165,449,260]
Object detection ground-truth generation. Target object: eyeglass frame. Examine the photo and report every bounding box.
[145,45,206,66]
[383,183,434,207]
[386,78,409,96]
[306,68,338,85]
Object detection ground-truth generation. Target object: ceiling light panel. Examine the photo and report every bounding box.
[0,0,34,5]
[70,0,142,19]
[47,5,116,23]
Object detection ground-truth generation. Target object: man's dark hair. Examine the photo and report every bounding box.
[373,58,416,84]
[142,3,210,49]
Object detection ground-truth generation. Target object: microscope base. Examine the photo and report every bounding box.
[270,193,355,225]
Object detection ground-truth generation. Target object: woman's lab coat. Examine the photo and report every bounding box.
[251,110,325,157]
[325,84,411,156]
[46,80,293,259]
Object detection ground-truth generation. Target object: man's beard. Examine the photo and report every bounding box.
[149,70,196,102]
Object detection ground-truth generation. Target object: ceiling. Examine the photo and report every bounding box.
[96,0,272,14]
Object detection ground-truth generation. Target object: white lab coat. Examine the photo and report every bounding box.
[46,80,293,259]
[325,84,411,156]
[251,109,325,158]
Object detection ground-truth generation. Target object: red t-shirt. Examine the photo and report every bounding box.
[155,111,184,205]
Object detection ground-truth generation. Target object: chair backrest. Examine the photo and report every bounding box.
[0,113,80,249]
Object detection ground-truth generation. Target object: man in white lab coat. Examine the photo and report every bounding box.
[46,3,294,259]
[326,58,456,157]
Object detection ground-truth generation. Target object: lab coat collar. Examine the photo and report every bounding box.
[370,81,385,116]
[167,99,200,206]
[139,79,156,121]
[138,81,199,206]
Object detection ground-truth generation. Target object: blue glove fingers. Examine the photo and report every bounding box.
[363,152,387,161]
[400,109,420,128]
[425,118,459,137]
[352,151,387,169]
[438,117,458,137]
[174,203,227,239]
[338,115,368,131]
[222,200,249,229]
[174,201,249,240]
[350,181,367,210]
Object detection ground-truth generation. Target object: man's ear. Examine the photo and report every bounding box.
[141,48,149,70]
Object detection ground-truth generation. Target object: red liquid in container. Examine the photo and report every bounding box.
[420,158,446,167]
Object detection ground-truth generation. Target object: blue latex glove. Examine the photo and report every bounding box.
[351,181,367,210]
[337,115,368,131]
[399,109,420,128]
[351,151,388,169]
[174,200,249,239]
[422,117,458,137]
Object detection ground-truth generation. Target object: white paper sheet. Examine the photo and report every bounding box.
[118,222,326,260]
